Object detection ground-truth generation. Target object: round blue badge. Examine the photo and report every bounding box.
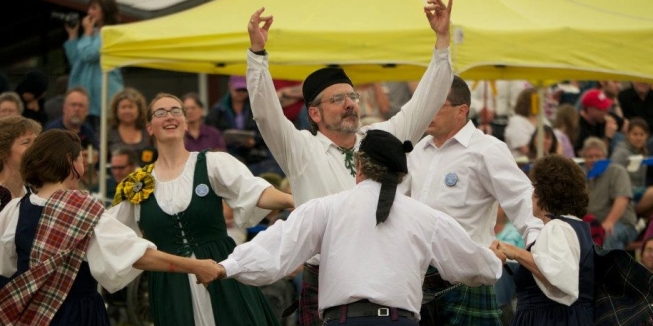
[444,173,458,187]
[195,184,209,197]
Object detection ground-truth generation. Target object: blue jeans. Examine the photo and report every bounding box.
[603,221,638,250]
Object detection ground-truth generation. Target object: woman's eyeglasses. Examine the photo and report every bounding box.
[152,107,185,118]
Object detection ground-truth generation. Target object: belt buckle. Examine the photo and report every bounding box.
[377,308,390,317]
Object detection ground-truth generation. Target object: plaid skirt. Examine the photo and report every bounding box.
[420,284,502,326]
[298,263,321,326]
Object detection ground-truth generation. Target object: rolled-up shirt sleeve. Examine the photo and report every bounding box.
[87,210,156,293]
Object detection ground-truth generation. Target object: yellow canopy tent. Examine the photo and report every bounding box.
[97,0,653,198]
[101,0,653,84]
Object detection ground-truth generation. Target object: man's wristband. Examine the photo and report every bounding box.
[250,49,267,56]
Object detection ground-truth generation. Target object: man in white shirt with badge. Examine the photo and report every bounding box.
[245,1,455,324]
[399,75,543,326]
[216,130,505,326]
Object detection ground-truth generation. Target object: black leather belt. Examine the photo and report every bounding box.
[323,300,417,322]
[422,271,454,290]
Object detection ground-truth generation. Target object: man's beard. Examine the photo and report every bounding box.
[68,116,84,127]
[322,110,360,134]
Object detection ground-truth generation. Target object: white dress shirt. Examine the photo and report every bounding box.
[531,216,581,306]
[247,48,452,265]
[399,121,543,247]
[246,48,452,208]
[0,194,156,293]
[220,180,502,320]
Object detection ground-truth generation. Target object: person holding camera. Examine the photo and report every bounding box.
[63,0,124,133]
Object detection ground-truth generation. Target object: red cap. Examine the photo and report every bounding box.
[581,89,613,111]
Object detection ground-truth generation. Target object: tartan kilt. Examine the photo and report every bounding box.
[420,284,502,326]
[298,263,321,326]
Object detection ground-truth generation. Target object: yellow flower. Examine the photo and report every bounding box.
[112,164,155,206]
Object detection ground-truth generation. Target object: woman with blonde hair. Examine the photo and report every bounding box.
[111,93,293,326]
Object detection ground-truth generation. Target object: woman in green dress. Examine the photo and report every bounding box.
[110,93,294,326]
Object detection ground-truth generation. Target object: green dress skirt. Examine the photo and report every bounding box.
[139,151,280,326]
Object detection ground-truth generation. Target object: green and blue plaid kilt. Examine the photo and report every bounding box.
[421,283,502,326]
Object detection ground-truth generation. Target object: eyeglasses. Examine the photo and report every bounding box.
[111,165,129,170]
[316,92,360,106]
[152,107,185,118]
[443,102,463,107]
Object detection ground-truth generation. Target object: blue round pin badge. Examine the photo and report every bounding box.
[444,172,458,187]
[195,184,209,197]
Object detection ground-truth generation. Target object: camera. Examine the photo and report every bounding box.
[51,12,80,28]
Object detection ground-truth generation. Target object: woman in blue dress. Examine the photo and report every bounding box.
[495,154,593,325]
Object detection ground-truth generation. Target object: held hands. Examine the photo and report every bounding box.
[495,241,523,262]
[424,0,452,37]
[248,7,274,52]
[193,259,225,286]
[489,240,507,264]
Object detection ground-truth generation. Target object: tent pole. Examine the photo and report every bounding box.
[198,73,208,117]
[99,72,109,203]
[536,81,545,159]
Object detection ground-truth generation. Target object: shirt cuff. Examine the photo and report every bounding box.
[247,49,268,68]
[433,47,451,64]
[219,258,244,278]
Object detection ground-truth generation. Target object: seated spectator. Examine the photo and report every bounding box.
[182,92,226,152]
[46,87,99,150]
[610,118,650,207]
[0,92,23,119]
[106,147,139,200]
[107,87,151,155]
[575,89,621,156]
[552,104,579,158]
[527,125,561,161]
[619,82,653,137]
[581,137,638,250]
[206,75,282,176]
[504,88,551,159]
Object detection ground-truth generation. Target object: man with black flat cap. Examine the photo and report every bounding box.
[246,1,455,324]
[214,130,504,325]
